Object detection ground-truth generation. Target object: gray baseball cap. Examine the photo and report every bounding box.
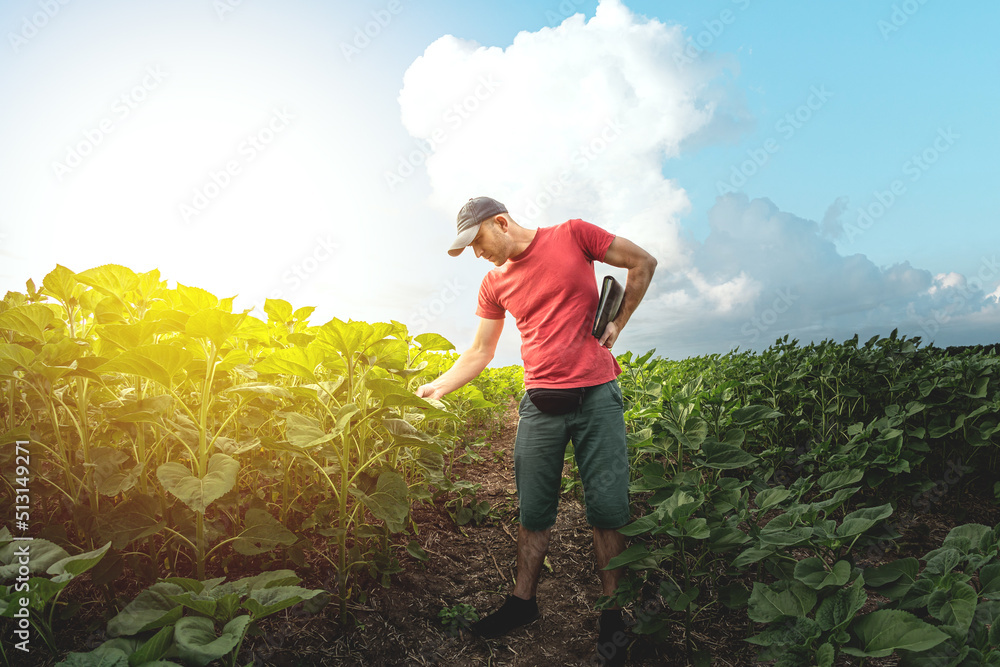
[448,196,507,256]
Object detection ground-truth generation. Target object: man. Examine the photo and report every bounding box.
[416,196,657,665]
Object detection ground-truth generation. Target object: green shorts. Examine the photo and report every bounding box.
[513,379,631,531]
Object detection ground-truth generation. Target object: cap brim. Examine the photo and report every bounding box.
[447,223,480,256]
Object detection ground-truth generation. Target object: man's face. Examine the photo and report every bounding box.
[470,217,512,266]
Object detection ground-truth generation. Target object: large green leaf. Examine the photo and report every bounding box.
[746,616,822,648]
[618,515,659,537]
[733,547,774,568]
[75,264,139,302]
[144,308,190,333]
[980,563,1000,599]
[0,538,69,579]
[243,585,324,619]
[605,543,660,570]
[366,338,408,370]
[0,304,56,342]
[759,526,814,547]
[97,321,161,351]
[96,494,165,550]
[864,558,919,597]
[816,575,867,632]
[157,454,239,514]
[794,558,851,590]
[747,581,817,623]
[41,264,80,304]
[264,298,293,324]
[699,440,757,469]
[659,489,701,522]
[844,610,949,658]
[754,488,791,511]
[349,470,410,533]
[382,417,439,451]
[216,569,301,597]
[107,582,185,636]
[665,420,707,451]
[414,332,454,352]
[817,468,864,491]
[172,614,251,667]
[730,405,782,425]
[232,509,298,556]
[926,582,977,636]
[254,346,324,383]
[816,643,835,667]
[222,382,292,401]
[90,447,143,497]
[0,343,36,372]
[836,503,893,538]
[169,282,223,312]
[318,318,373,357]
[46,541,112,584]
[167,590,221,618]
[55,644,132,666]
[941,523,993,555]
[127,625,175,665]
[97,344,193,387]
[280,412,337,449]
[185,309,246,348]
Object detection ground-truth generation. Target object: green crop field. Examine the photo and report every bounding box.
[2,265,999,666]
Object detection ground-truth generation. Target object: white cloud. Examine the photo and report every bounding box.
[398,0,747,275]
[394,0,1000,361]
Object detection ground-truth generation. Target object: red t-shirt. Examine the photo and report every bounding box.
[476,219,622,388]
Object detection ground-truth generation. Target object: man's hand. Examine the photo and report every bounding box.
[416,383,446,400]
[598,321,620,351]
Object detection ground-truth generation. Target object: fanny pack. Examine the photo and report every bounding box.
[526,387,586,415]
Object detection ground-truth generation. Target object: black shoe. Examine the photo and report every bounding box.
[469,595,539,639]
[596,609,628,666]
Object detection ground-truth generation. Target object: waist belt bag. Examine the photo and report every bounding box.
[526,387,586,415]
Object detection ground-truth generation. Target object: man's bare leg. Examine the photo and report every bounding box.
[594,527,628,664]
[593,527,626,602]
[471,525,548,638]
[513,526,551,599]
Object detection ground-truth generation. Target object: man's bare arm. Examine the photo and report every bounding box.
[599,236,657,348]
[416,317,505,400]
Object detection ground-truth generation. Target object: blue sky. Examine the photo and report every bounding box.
[1,0,997,365]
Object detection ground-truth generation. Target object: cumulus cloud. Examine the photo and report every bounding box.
[397,0,748,273]
[641,194,1000,355]
[820,195,848,240]
[396,0,1000,359]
